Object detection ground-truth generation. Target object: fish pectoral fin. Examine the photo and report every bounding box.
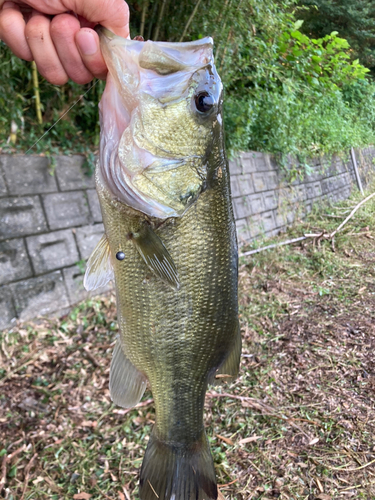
[110,338,148,408]
[132,223,180,290]
[83,234,114,291]
[210,320,242,386]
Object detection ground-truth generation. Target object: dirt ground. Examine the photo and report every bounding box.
[1,189,375,500]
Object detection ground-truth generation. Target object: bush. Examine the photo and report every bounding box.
[1,0,375,174]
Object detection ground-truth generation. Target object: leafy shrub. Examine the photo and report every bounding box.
[1,0,375,174]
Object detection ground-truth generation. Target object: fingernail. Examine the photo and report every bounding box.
[77,30,98,56]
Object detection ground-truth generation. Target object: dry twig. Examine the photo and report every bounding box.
[0,445,25,494]
[20,453,38,500]
[240,191,375,257]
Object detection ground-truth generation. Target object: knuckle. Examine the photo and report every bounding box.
[71,73,93,85]
[50,14,79,39]
[25,16,49,41]
[46,72,69,85]
[37,63,68,85]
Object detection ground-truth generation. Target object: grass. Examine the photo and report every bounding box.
[1,184,375,500]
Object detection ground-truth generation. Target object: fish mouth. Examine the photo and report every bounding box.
[98,29,221,219]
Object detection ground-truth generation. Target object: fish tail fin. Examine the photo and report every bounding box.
[139,429,218,500]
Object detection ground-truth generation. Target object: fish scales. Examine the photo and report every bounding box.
[97,162,237,442]
[85,28,240,500]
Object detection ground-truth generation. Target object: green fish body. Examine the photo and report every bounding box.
[85,29,240,500]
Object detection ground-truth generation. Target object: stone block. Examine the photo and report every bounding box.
[237,174,254,196]
[230,176,241,198]
[233,197,252,220]
[321,178,331,195]
[242,151,271,173]
[247,213,262,238]
[265,228,280,239]
[0,196,47,239]
[10,271,69,321]
[275,207,295,227]
[247,210,276,238]
[253,172,278,192]
[263,191,278,210]
[334,156,347,174]
[63,264,88,304]
[0,168,7,197]
[55,155,95,191]
[234,193,264,219]
[75,224,104,260]
[0,286,17,329]
[304,202,313,215]
[87,189,102,222]
[235,219,251,245]
[228,157,242,175]
[290,185,306,203]
[306,181,322,199]
[247,193,265,214]
[26,229,79,274]
[240,152,256,173]
[42,191,91,230]
[1,155,58,195]
[0,239,33,285]
[260,210,276,233]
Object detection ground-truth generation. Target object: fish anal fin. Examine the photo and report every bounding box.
[84,234,114,291]
[132,223,180,290]
[110,338,148,408]
[211,321,242,386]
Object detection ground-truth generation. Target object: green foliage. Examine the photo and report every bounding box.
[0,41,104,163]
[296,0,375,71]
[1,0,375,172]
[219,10,375,161]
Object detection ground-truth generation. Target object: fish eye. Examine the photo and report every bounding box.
[194,92,215,113]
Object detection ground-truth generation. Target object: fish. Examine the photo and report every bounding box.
[84,28,240,500]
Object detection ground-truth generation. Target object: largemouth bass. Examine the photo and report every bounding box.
[84,28,240,500]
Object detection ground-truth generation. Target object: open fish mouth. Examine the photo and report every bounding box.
[98,28,223,219]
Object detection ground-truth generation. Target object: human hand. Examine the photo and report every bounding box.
[0,0,129,85]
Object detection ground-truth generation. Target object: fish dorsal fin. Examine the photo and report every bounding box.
[210,321,242,386]
[110,338,148,408]
[132,224,180,290]
[83,234,114,291]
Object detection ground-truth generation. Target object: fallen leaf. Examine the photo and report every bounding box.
[316,495,331,500]
[217,490,226,500]
[118,492,125,500]
[73,493,92,500]
[32,476,44,485]
[239,435,262,445]
[309,437,319,445]
[316,477,324,493]
[216,434,234,446]
[81,420,97,428]
[296,462,308,469]
[122,486,131,500]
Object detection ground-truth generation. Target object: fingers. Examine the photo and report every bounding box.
[50,14,93,84]
[75,28,107,80]
[0,0,130,85]
[25,11,68,85]
[67,0,130,38]
[0,1,32,60]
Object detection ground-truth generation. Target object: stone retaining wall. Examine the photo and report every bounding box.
[0,155,108,329]
[1,148,374,329]
[229,148,375,245]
